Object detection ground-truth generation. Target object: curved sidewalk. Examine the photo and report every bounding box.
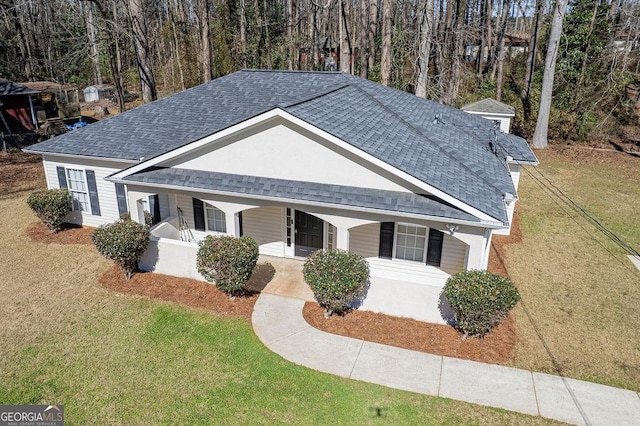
[252,293,640,426]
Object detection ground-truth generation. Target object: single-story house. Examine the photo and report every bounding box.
[26,69,537,323]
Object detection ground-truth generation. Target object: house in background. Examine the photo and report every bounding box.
[0,78,39,133]
[21,81,81,124]
[26,70,537,324]
[83,85,115,102]
[461,98,515,134]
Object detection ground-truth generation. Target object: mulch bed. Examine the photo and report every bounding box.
[99,266,258,320]
[303,305,516,364]
[25,222,95,245]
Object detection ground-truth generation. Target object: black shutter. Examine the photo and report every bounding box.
[426,229,444,267]
[149,194,161,225]
[378,222,395,259]
[238,211,243,237]
[192,198,205,231]
[115,183,128,216]
[56,167,67,189]
[85,170,101,216]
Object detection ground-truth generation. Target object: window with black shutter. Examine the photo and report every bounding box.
[426,228,444,267]
[192,198,205,231]
[378,222,395,259]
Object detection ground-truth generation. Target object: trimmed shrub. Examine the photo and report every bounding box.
[196,235,259,298]
[93,218,150,280]
[444,270,520,337]
[26,189,73,233]
[303,249,369,317]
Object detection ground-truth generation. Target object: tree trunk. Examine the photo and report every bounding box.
[522,0,543,103]
[415,0,435,98]
[129,0,157,103]
[368,0,378,74]
[240,0,247,67]
[532,0,569,149]
[199,0,211,81]
[381,0,392,86]
[86,2,102,85]
[359,0,369,77]
[339,0,351,73]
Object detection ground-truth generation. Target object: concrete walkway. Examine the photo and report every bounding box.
[252,293,640,426]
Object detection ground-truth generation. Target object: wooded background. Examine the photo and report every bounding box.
[1,0,639,144]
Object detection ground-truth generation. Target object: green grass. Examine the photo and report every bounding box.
[0,178,555,423]
[505,149,640,390]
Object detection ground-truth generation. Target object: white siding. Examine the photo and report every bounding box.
[440,234,467,275]
[43,155,131,227]
[349,222,468,286]
[174,193,229,241]
[158,193,170,220]
[165,120,411,192]
[349,222,380,258]
[242,206,284,257]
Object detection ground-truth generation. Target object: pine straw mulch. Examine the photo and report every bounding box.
[25,222,95,245]
[301,214,525,365]
[26,218,525,365]
[98,266,259,320]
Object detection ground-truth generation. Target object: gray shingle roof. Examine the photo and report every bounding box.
[461,98,516,115]
[0,78,40,96]
[122,168,480,223]
[27,69,538,224]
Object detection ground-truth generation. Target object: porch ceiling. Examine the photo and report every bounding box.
[121,167,481,223]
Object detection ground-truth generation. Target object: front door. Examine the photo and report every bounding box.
[294,210,324,257]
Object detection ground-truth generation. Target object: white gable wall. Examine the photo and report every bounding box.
[165,119,413,193]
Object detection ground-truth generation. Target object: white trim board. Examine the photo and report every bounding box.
[628,255,640,271]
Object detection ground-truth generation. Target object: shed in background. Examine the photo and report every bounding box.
[83,85,115,102]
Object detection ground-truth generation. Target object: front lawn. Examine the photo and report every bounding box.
[504,147,640,390]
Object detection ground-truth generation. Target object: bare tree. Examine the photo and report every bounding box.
[198,0,212,81]
[129,0,157,103]
[415,0,435,98]
[381,0,392,86]
[532,0,569,148]
[85,1,102,85]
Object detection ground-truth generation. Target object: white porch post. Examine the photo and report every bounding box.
[335,225,349,251]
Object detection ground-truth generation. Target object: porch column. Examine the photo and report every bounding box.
[335,225,349,251]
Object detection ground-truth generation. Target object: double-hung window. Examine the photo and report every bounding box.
[395,224,427,262]
[66,168,90,212]
[205,203,226,233]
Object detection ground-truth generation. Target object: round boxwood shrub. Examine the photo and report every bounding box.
[26,189,73,233]
[303,249,369,317]
[444,270,520,337]
[93,217,150,280]
[196,235,259,298]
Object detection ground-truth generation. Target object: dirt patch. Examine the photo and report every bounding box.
[25,222,95,245]
[99,266,258,320]
[0,152,45,194]
[303,302,516,364]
